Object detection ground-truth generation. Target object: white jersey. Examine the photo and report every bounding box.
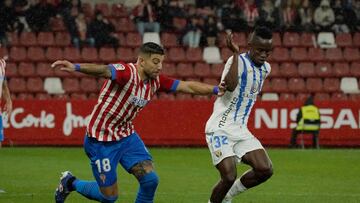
[205,52,271,138]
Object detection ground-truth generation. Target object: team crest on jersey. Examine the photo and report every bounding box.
[100,174,106,184]
[214,150,222,158]
[250,81,261,94]
[113,64,125,70]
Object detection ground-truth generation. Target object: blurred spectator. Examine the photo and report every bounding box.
[25,0,57,32]
[258,0,280,31]
[280,0,298,32]
[202,16,219,46]
[298,0,314,32]
[168,0,186,18]
[243,0,259,30]
[182,16,202,48]
[331,0,350,34]
[220,2,247,32]
[88,11,119,48]
[153,0,172,31]
[68,12,95,48]
[0,0,25,46]
[58,0,82,30]
[346,0,360,32]
[314,0,334,32]
[132,0,161,36]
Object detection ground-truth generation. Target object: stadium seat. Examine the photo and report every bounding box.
[335,33,352,47]
[81,47,99,62]
[354,32,360,47]
[308,48,324,62]
[20,32,37,46]
[279,62,298,77]
[50,17,66,32]
[343,47,360,62]
[18,62,36,77]
[115,18,136,33]
[261,79,272,92]
[27,77,44,92]
[220,47,232,62]
[299,33,316,47]
[55,32,71,47]
[53,94,70,100]
[186,48,203,63]
[0,47,8,58]
[28,47,46,62]
[176,63,194,78]
[271,78,288,93]
[315,62,333,77]
[203,78,219,85]
[268,63,280,78]
[271,47,289,62]
[117,47,135,62]
[126,32,142,47]
[325,48,343,62]
[44,77,65,94]
[290,47,308,62]
[5,62,18,77]
[46,47,64,62]
[211,64,223,78]
[298,62,315,77]
[272,32,282,47]
[10,47,27,62]
[168,47,186,62]
[203,46,222,64]
[99,47,117,63]
[71,93,88,100]
[176,93,193,100]
[333,62,350,77]
[283,32,300,47]
[296,93,311,101]
[288,78,305,93]
[314,93,330,101]
[323,78,340,92]
[143,32,161,45]
[35,93,52,100]
[173,17,187,31]
[17,93,34,100]
[161,32,178,47]
[261,93,279,101]
[317,32,336,48]
[111,3,128,18]
[218,32,247,47]
[63,47,81,62]
[8,77,26,93]
[193,95,211,100]
[331,92,348,101]
[162,62,176,77]
[7,32,19,46]
[279,93,296,101]
[80,78,98,93]
[88,92,98,99]
[158,92,175,100]
[340,77,360,93]
[36,63,55,77]
[349,94,360,101]
[37,32,55,47]
[194,63,211,77]
[63,78,80,93]
[306,78,323,92]
[350,62,360,77]
[95,3,111,17]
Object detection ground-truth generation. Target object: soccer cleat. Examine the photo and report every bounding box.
[222,196,232,203]
[55,171,76,203]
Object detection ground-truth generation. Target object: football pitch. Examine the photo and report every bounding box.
[0,148,360,203]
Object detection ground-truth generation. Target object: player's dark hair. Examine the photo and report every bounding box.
[253,26,272,39]
[139,42,165,55]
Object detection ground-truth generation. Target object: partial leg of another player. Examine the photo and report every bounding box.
[209,156,237,203]
[224,149,273,201]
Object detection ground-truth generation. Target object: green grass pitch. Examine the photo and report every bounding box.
[0,148,360,203]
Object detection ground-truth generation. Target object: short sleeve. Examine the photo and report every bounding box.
[158,74,179,92]
[108,63,131,86]
[220,55,234,82]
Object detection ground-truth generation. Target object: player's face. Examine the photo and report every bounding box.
[249,37,273,66]
[141,53,164,79]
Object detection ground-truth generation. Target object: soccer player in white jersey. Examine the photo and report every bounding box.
[52,42,225,203]
[206,26,274,203]
[0,59,13,148]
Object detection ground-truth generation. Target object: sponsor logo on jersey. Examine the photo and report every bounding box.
[113,64,125,70]
[130,96,149,107]
[218,97,238,128]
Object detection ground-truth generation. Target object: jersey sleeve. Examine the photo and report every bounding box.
[108,63,131,86]
[158,74,179,93]
[264,62,271,78]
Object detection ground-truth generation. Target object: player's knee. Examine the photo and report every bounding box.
[255,165,273,181]
[222,172,237,185]
[99,194,118,203]
[140,172,159,191]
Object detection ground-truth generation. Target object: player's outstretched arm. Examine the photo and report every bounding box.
[51,60,111,78]
[224,31,239,92]
[175,80,225,96]
[0,59,12,115]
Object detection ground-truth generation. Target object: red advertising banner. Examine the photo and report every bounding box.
[2,100,360,147]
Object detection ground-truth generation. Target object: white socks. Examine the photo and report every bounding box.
[225,178,247,200]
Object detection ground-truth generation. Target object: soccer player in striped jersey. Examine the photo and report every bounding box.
[0,59,12,148]
[52,42,225,203]
[205,27,274,203]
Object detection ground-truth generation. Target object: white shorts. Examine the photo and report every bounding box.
[205,130,264,165]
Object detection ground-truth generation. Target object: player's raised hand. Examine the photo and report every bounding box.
[0,58,6,69]
[226,30,240,53]
[51,60,76,72]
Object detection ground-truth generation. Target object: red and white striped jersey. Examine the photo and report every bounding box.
[87,62,178,142]
[0,59,6,99]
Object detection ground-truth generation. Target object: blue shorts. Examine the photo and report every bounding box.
[84,132,152,187]
[0,116,3,142]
